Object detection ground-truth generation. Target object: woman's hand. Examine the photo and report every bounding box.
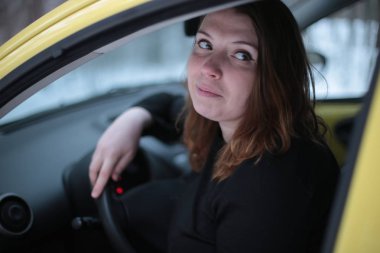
[89,107,152,198]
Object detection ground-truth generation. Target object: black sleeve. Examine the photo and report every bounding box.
[136,92,185,142]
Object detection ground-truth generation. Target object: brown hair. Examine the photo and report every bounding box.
[182,0,326,181]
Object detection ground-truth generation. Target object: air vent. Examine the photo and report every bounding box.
[0,193,33,237]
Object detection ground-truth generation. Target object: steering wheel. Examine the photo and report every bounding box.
[94,144,187,253]
[95,149,150,253]
[96,184,136,253]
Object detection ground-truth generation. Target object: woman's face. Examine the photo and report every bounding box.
[188,8,258,131]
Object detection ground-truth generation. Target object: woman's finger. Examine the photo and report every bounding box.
[112,153,134,181]
[89,149,103,186]
[91,158,118,198]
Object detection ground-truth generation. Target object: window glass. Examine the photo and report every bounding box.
[303,0,379,99]
[0,22,193,124]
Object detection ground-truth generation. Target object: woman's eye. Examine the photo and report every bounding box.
[234,51,253,61]
[197,39,212,50]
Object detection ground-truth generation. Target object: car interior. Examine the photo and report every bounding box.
[0,0,378,252]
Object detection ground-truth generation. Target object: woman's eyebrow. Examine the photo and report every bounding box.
[196,30,212,38]
[197,29,258,50]
[233,41,258,50]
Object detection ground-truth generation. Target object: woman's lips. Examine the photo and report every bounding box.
[196,85,221,97]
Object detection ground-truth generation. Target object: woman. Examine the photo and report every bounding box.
[89,1,339,252]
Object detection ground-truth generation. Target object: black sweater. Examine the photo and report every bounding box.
[130,92,339,253]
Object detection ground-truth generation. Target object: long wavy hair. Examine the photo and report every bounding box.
[182,0,326,181]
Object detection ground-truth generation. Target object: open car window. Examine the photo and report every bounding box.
[0,22,193,125]
[303,0,379,100]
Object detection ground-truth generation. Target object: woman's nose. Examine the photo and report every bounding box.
[201,55,222,79]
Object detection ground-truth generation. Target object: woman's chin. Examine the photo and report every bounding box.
[193,104,220,122]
